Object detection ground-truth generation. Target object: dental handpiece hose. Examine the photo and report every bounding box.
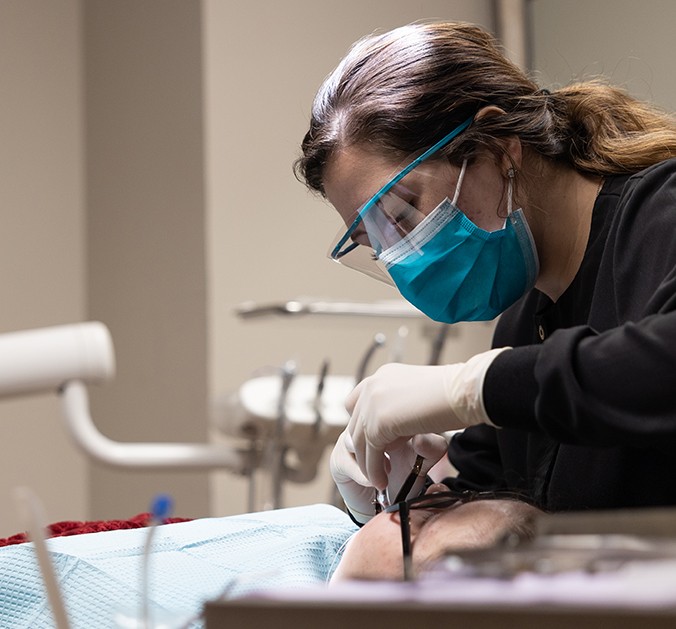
[267,361,296,509]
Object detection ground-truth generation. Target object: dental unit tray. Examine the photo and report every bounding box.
[214,374,353,446]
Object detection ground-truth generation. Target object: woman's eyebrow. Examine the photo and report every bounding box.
[350,224,370,245]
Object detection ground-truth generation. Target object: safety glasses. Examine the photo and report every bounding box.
[327,116,474,284]
[385,489,527,581]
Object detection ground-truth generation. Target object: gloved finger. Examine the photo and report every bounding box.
[345,396,368,478]
[330,430,378,524]
[381,439,421,498]
[344,378,364,415]
[342,428,356,454]
[330,430,370,487]
[406,434,448,500]
[352,420,391,490]
[365,441,388,490]
[382,438,433,503]
[347,394,391,490]
[411,433,448,464]
[332,449,371,488]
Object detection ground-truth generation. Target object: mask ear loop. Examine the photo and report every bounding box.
[506,168,515,217]
[451,160,468,206]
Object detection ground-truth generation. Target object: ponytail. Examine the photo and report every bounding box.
[549,80,676,175]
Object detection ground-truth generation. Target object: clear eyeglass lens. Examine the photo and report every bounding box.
[328,159,455,284]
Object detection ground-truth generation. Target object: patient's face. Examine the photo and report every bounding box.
[331,484,540,582]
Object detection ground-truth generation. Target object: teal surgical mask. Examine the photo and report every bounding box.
[380,161,539,323]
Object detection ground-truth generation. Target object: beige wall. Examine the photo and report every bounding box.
[531,0,676,111]
[0,0,87,536]
[84,0,210,520]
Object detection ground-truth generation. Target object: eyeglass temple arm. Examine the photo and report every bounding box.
[399,500,413,581]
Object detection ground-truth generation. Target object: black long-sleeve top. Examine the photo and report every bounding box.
[447,158,676,511]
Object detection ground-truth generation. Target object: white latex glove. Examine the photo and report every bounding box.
[330,429,447,524]
[347,347,510,489]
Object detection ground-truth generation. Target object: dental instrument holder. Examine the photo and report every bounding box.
[217,367,354,511]
[219,332,390,512]
[228,298,458,512]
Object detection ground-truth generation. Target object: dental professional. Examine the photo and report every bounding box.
[294,21,676,526]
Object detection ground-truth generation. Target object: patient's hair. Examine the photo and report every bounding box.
[460,498,539,547]
[295,21,676,194]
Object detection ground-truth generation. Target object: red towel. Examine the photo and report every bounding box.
[0,513,191,547]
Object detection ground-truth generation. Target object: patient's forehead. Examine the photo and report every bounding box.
[331,500,470,582]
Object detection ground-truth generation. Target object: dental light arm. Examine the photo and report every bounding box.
[0,322,248,472]
[0,322,114,398]
[60,381,247,470]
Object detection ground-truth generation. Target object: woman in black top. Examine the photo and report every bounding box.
[294,21,676,524]
[452,162,676,511]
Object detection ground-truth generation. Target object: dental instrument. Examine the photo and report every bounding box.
[312,358,330,436]
[427,324,451,366]
[266,361,297,510]
[375,489,390,511]
[374,454,427,513]
[355,333,386,383]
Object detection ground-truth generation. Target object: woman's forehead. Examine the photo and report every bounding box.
[323,145,398,212]
[324,145,454,218]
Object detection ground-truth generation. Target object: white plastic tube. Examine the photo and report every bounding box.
[13,487,71,629]
[0,322,115,398]
[60,380,249,471]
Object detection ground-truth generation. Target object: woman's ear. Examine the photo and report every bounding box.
[501,135,523,174]
[474,106,523,175]
[474,105,506,122]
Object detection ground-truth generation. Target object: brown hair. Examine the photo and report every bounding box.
[294,21,676,195]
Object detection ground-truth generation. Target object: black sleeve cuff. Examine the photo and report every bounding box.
[483,345,540,430]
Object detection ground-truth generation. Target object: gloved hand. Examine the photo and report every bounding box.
[347,347,510,489]
[330,429,447,524]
